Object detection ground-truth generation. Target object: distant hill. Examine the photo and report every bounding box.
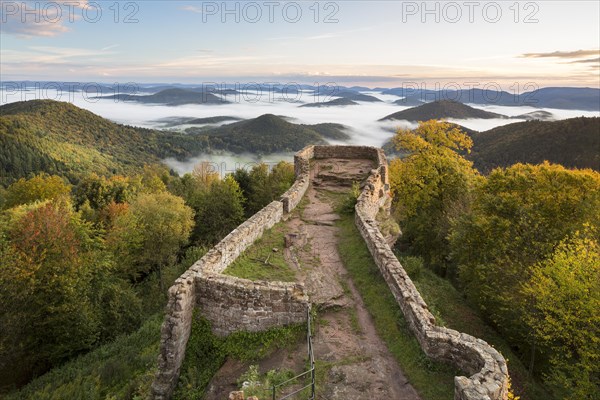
[302,123,351,141]
[97,88,227,105]
[202,114,328,153]
[510,111,555,121]
[0,100,179,185]
[300,98,358,108]
[380,87,600,111]
[155,116,243,127]
[523,87,600,110]
[380,100,506,121]
[335,91,382,102]
[468,117,600,172]
[393,97,425,107]
[0,102,343,184]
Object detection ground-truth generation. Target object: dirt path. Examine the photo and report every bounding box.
[292,159,420,400]
[205,158,421,400]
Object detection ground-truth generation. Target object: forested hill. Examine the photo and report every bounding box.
[0,101,343,186]
[200,114,328,153]
[380,100,506,121]
[468,117,600,172]
[96,88,227,105]
[0,100,171,186]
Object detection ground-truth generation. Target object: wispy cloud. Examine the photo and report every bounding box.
[566,57,600,64]
[0,17,69,38]
[268,27,372,42]
[0,0,99,37]
[101,44,120,51]
[521,49,600,59]
[179,5,203,14]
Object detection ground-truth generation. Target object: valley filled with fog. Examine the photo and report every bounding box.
[2,88,598,174]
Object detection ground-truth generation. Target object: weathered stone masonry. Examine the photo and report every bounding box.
[151,145,509,400]
[348,147,510,400]
[151,199,309,399]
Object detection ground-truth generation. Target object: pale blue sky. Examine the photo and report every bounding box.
[1,1,599,88]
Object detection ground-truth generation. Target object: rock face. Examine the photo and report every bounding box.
[151,145,509,400]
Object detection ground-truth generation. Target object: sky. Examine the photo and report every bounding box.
[1,0,599,89]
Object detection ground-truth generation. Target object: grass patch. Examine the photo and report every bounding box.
[235,365,296,399]
[174,313,306,399]
[5,314,163,400]
[336,214,458,400]
[347,307,362,335]
[223,223,296,282]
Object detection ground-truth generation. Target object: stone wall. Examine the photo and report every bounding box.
[352,149,509,400]
[152,145,509,400]
[197,275,306,336]
[151,200,308,399]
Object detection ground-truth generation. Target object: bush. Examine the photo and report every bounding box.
[399,255,423,280]
[339,181,360,214]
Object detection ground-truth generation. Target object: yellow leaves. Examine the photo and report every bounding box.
[392,120,473,154]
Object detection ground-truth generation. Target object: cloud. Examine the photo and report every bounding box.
[179,5,203,14]
[566,57,600,64]
[0,0,98,38]
[521,49,600,59]
[0,16,70,38]
[101,44,120,51]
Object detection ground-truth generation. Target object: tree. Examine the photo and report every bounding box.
[192,176,246,245]
[389,120,478,275]
[0,199,99,385]
[234,161,295,217]
[522,230,599,398]
[3,174,71,209]
[108,192,194,288]
[72,173,141,211]
[451,163,600,362]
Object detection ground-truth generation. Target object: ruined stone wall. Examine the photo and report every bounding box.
[197,275,306,336]
[151,201,308,399]
[353,150,509,400]
[152,145,509,400]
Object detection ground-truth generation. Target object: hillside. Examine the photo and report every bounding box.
[380,100,506,121]
[302,122,351,141]
[468,117,600,172]
[335,91,383,102]
[511,111,555,121]
[155,116,243,128]
[300,98,358,108]
[523,87,600,110]
[0,101,345,185]
[0,100,175,185]
[97,88,227,105]
[393,97,425,107]
[203,114,328,153]
[380,87,600,111]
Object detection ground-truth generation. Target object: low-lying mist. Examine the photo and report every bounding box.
[163,152,294,177]
[2,89,598,174]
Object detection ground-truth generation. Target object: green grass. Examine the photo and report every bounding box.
[336,214,458,400]
[4,314,163,400]
[174,313,306,399]
[223,223,297,282]
[336,208,549,400]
